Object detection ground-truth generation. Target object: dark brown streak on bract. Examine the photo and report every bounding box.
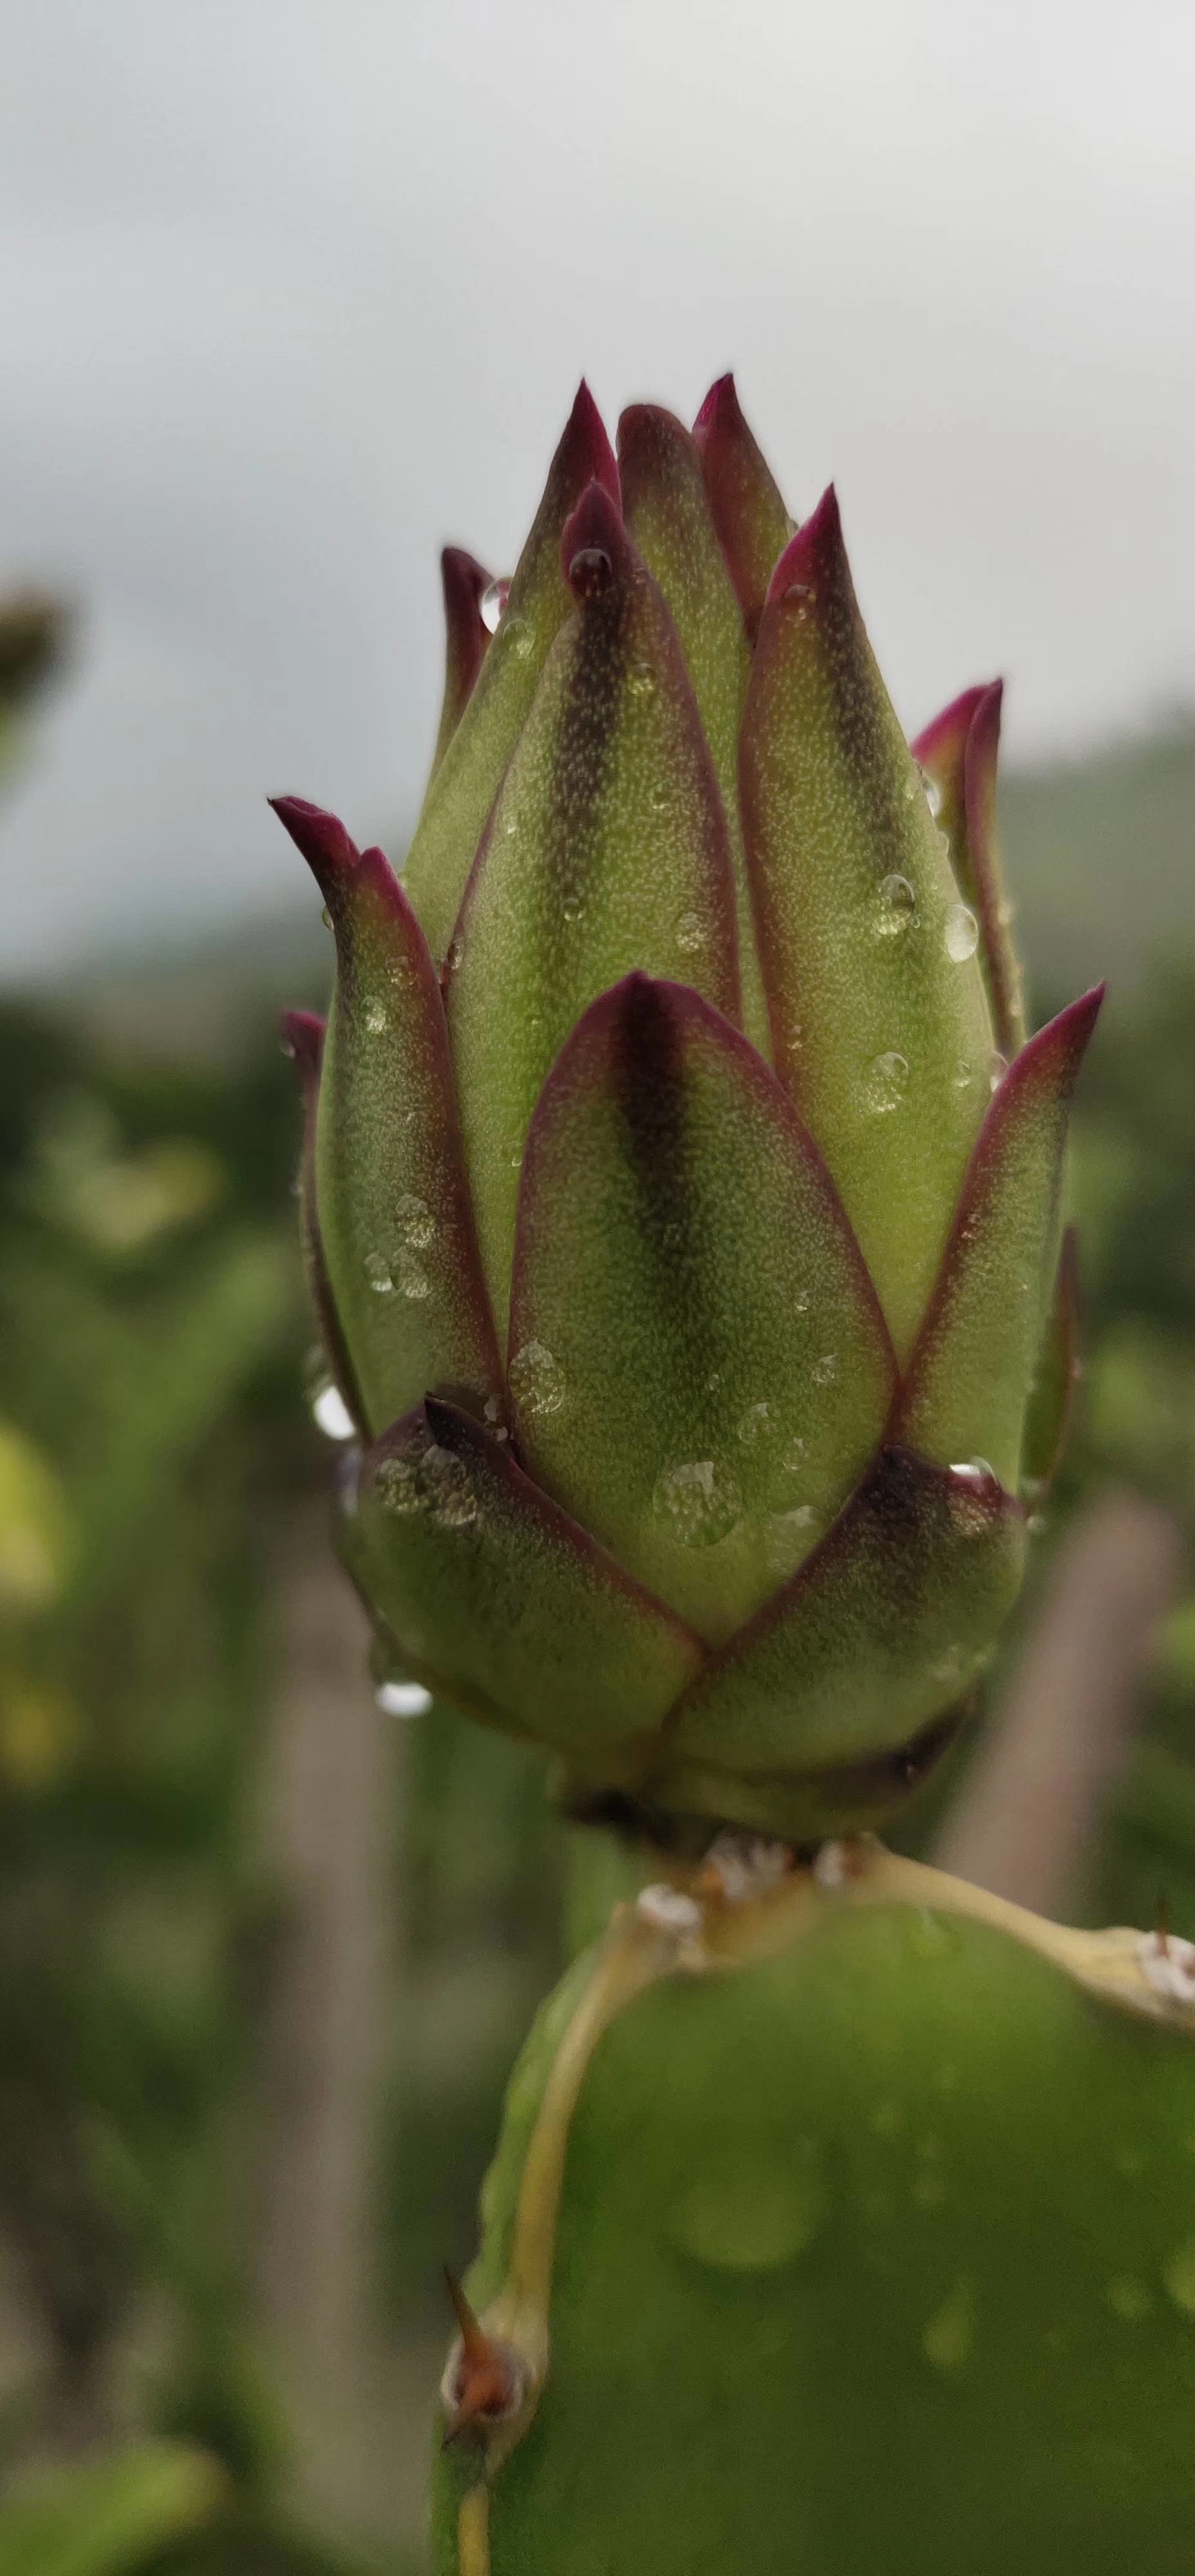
[612,976,714,1381]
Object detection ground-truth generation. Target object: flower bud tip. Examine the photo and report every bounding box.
[268,795,359,899]
[765,484,840,609]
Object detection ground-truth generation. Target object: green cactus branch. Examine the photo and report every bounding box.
[436,1840,1195,2573]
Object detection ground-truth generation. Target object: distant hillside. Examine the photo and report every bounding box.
[52,713,1195,1061]
[1002,713,1195,1004]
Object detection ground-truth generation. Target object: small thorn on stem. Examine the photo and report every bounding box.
[440,2269,522,2448]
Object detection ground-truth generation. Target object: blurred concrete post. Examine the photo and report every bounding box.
[255,1504,394,2517]
[934,1490,1186,1915]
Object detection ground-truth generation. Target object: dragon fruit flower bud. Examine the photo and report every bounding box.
[275,379,1102,1848]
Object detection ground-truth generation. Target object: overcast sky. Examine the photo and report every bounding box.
[1,0,1192,976]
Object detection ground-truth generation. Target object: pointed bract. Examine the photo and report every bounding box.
[341,1396,702,1778]
[507,974,896,1645]
[898,990,1104,1486]
[280,1007,364,1430]
[272,796,501,1435]
[619,402,770,1057]
[657,1447,1026,1839]
[740,488,995,1359]
[447,488,741,1334]
[913,681,1026,1057]
[431,547,494,778]
[692,374,793,642]
[403,384,620,958]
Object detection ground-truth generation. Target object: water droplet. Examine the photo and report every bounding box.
[948,1460,999,1535]
[421,1441,478,1530]
[502,813,518,838]
[376,1679,433,1719]
[670,2143,824,2271]
[483,1394,504,1426]
[1107,2276,1153,2323]
[509,1340,567,1418]
[944,903,980,963]
[865,1050,910,1114]
[784,582,815,620]
[736,1402,772,1447]
[395,1249,431,1300]
[395,1193,434,1249]
[874,874,916,938]
[950,1457,995,1488]
[903,771,919,802]
[930,1644,968,1687]
[374,1454,422,1514]
[562,892,585,924]
[989,1049,1009,1093]
[364,1252,394,1294]
[503,614,533,658]
[648,781,669,812]
[480,578,508,635]
[569,545,613,598]
[652,1457,743,1549]
[924,771,943,819]
[921,2276,975,2372]
[1163,2234,1195,2316]
[764,1504,816,1569]
[675,909,706,953]
[364,1003,388,1034]
[951,1056,975,1090]
[626,659,657,697]
[811,1353,838,1387]
[792,1288,811,1314]
[312,1383,355,1441]
[706,1370,722,1391]
[321,904,333,931]
[782,1435,806,1472]
[445,936,464,976]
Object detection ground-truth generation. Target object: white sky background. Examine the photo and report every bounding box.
[1,0,1192,974]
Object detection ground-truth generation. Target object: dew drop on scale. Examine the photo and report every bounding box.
[652,1457,743,1549]
[865,1051,910,1115]
[312,1382,355,1441]
[376,1680,433,1719]
[395,1193,435,1249]
[943,904,979,963]
[480,578,509,635]
[874,875,916,938]
[509,1340,567,1418]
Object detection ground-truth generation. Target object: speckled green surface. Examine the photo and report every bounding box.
[434,1904,1195,2575]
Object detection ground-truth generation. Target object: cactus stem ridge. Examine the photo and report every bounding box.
[456,2483,491,2576]
[455,1899,688,2478]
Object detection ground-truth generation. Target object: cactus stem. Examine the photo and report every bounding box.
[443,1832,1195,2559]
